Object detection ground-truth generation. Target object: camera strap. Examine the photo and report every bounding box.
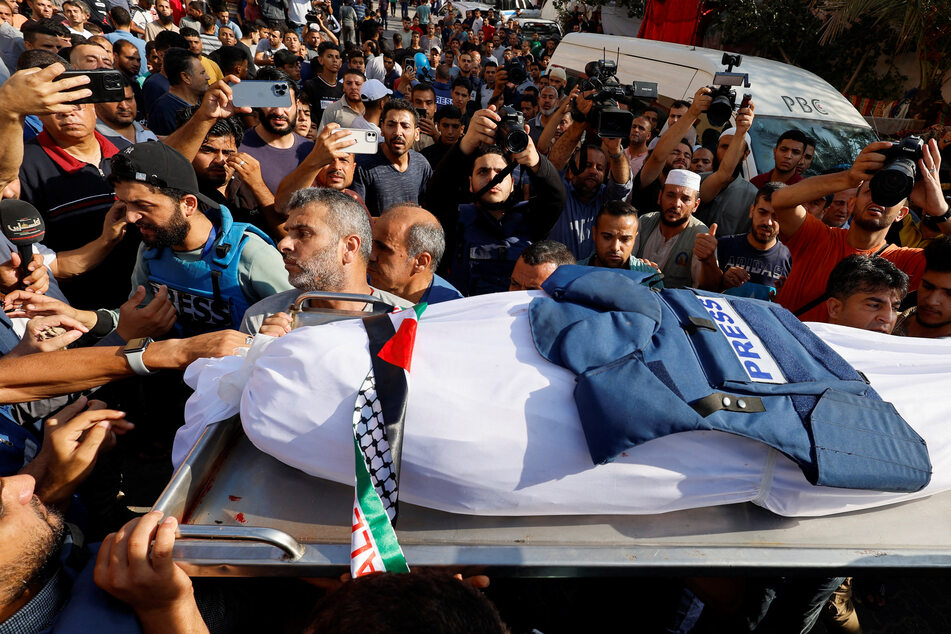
[471,161,519,202]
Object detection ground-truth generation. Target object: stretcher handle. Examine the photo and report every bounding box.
[294,291,398,314]
[176,524,306,560]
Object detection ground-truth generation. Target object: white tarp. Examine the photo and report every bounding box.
[175,291,951,517]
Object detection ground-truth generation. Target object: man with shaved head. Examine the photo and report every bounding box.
[368,204,463,304]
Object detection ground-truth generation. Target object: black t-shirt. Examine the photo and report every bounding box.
[629,168,662,216]
[302,76,343,123]
[18,135,141,309]
[421,141,453,169]
[716,234,792,287]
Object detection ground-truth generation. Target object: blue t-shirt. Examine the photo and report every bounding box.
[142,72,170,115]
[716,233,792,298]
[147,92,191,136]
[421,273,463,304]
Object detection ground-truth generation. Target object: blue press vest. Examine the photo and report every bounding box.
[143,206,274,337]
[449,203,533,296]
[530,266,932,493]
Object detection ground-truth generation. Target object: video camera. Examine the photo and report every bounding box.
[870,136,924,208]
[579,56,658,139]
[707,53,751,128]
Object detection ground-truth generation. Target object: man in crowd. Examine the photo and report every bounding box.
[368,204,463,304]
[771,139,948,322]
[508,240,575,291]
[527,84,558,145]
[276,123,362,212]
[318,67,366,132]
[142,31,189,114]
[112,142,291,336]
[421,104,463,168]
[239,67,315,195]
[352,98,432,216]
[690,147,714,174]
[825,254,908,334]
[750,129,810,188]
[633,168,709,289]
[547,92,633,259]
[694,182,791,300]
[424,105,566,295]
[302,42,343,123]
[104,6,147,78]
[579,201,658,275]
[697,112,758,236]
[895,235,951,338]
[821,185,856,228]
[144,0,179,42]
[624,113,653,178]
[95,77,158,144]
[148,47,208,136]
[241,188,412,335]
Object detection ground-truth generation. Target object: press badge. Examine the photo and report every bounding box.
[696,296,787,384]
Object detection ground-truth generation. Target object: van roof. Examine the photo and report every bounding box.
[550,33,870,129]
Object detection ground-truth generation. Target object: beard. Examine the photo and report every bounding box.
[540,104,557,117]
[260,111,297,136]
[660,213,689,228]
[851,215,890,232]
[286,248,345,292]
[0,499,65,605]
[139,208,191,248]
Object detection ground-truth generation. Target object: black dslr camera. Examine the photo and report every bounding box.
[869,136,924,207]
[496,106,528,153]
[707,53,751,128]
[501,61,527,86]
[579,57,657,139]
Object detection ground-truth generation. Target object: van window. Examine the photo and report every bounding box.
[749,116,878,177]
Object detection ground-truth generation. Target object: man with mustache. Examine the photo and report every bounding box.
[241,188,411,336]
[694,182,791,300]
[237,67,316,195]
[94,77,158,145]
[275,122,363,214]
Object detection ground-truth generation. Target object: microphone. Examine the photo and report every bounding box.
[0,200,46,287]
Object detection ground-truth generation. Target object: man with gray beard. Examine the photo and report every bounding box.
[528,84,559,146]
[240,188,412,336]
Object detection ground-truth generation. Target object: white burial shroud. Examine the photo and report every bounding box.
[176,291,951,518]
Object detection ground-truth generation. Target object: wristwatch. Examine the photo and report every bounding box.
[922,198,951,228]
[123,337,156,375]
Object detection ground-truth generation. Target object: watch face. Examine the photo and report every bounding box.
[125,337,150,353]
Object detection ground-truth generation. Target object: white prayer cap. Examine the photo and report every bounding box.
[719,126,752,147]
[666,169,701,191]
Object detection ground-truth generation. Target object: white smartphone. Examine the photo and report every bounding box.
[230,81,293,108]
[339,128,379,154]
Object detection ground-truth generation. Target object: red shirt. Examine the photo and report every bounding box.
[776,214,925,323]
[750,170,803,190]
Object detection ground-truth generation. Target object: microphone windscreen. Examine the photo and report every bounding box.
[0,200,45,246]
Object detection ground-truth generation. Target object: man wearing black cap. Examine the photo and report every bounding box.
[110,142,292,336]
[273,48,303,81]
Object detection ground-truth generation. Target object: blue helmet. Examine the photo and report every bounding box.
[414,52,432,81]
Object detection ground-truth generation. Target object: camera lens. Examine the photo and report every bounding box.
[707,95,733,127]
[869,159,916,207]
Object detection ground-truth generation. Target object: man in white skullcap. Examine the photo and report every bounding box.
[633,168,709,289]
[696,98,759,236]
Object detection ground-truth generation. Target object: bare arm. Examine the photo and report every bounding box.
[700,101,754,204]
[274,123,357,212]
[639,87,711,188]
[536,86,577,157]
[0,331,251,403]
[0,65,92,191]
[602,136,629,185]
[163,78,248,161]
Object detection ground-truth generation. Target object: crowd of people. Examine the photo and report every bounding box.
[0,0,949,630]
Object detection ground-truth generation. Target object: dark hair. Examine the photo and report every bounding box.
[924,235,951,274]
[364,40,378,56]
[804,136,817,149]
[670,99,691,110]
[411,81,435,99]
[483,58,497,68]
[176,105,244,145]
[596,200,638,224]
[164,47,200,85]
[519,240,575,266]
[16,49,70,71]
[22,18,70,42]
[154,30,189,51]
[776,128,810,148]
[520,93,538,106]
[434,105,462,124]
[450,76,471,94]
[109,5,132,26]
[255,65,298,97]
[754,181,786,205]
[343,68,366,81]
[199,13,216,29]
[113,38,138,57]
[381,97,418,127]
[826,254,908,302]
[304,572,508,633]
[317,41,340,56]
[179,26,200,38]
[347,48,364,62]
[210,45,246,74]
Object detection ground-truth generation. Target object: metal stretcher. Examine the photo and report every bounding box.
[154,293,951,577]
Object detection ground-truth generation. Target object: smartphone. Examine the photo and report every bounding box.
[415,107,427,120]
[340,129,379,154]
[59,70,125,104]
[403,57,415,72]
[230,80,293,108]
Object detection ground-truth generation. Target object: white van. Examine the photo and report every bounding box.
[549,34,878,177]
